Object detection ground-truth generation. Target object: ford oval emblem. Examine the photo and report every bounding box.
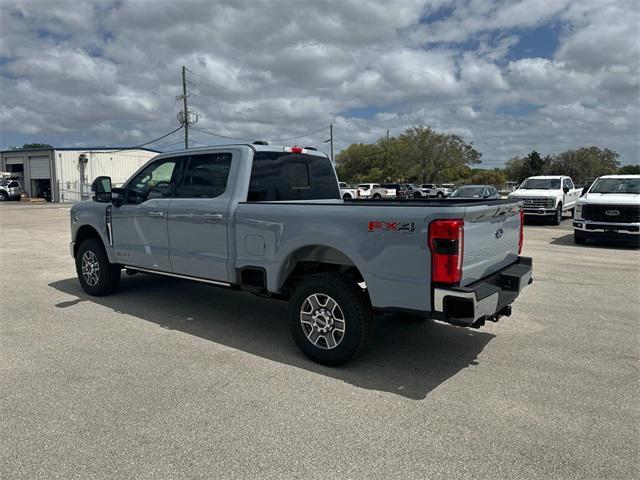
[495,228,504,239]
[605,210,620,216]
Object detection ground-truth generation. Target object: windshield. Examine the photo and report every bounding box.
[520,178,560,189]
[589,177,640,194]
[451,186,485,198]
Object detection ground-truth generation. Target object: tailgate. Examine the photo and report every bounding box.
[461,202,521,285]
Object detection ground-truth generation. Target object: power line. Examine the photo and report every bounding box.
[83,125,184,154]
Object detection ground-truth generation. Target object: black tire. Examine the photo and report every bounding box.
[436,192,445,199]
[0,192,8,201]
[373,193,382,199]
[551,203,563,225]
[289,272,373,366]
[574,231,587,244]
[413,192,422,199]
[342,193,352,199]
[75,238,121,296]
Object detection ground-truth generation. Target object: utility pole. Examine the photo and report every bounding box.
[330,123,334,163]
[182,65,189,149]
[386,129,390,170]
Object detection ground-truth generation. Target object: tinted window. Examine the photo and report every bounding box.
[8,181,19,188]
[127,159,177,204]
[175,153,232,198]
[520,178,561,189]
[248,152,339,201]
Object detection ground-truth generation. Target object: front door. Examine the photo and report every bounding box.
[111,157,179,271]
[167,152,233,281]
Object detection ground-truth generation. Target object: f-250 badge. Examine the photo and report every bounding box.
[368,221,415,232]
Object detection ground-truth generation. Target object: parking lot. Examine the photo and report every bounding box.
[1,203,638,479]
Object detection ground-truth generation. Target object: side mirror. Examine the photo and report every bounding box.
[91,176,112,203]
[563,186,570,194]
[111,187,125,207]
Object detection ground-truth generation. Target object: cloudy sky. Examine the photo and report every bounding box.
[1,0,638,167]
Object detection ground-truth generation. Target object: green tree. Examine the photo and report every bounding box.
[14,143,53,149]
[545,146,620,183]
[398,126,481,183]
[467,169,507,186]
[619,164,640,175]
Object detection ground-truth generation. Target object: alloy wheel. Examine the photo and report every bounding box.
[81,250,100,286]
[299,293,346,350]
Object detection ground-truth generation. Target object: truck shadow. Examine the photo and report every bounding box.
[49,275,495,400]
[550,232,639,250]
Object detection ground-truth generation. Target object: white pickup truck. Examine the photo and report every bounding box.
[338,182,360,200]
[509,175,581,225]
[573,175,639,245]
[356,183,395,199]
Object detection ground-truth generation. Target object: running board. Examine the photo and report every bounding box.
[123,266,232,287]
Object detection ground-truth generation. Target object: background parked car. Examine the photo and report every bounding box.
[450,185,501,200]
[0,178,24,201]
[338,182,360,199]
[380,183,409,199]
[404,184,425,198]
[420,184,451,198]
[357,183,394,199]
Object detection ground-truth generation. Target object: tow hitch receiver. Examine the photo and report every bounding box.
[471,305,513,329]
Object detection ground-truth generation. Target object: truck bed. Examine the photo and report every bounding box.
[234,198,522,314]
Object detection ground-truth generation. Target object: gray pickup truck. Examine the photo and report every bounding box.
[70,144,532,365]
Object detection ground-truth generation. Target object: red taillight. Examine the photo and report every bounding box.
[289,146,303,153]
[429,219,464,285]
[518,208,524,254]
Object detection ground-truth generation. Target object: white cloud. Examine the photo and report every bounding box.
[0,0,638,164]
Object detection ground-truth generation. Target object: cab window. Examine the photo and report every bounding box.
[174,153,232,198]
[126,159,177,204]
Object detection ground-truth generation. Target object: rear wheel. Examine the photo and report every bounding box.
[342,193,352,199]
[75,238,121,296]
[413,192,422,199]
[551,203,563,225]
[574,230,587,244]
[289,272,373,366]
[373,193,382,199]
[436,192,445,199]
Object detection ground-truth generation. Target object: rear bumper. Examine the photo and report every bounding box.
[433,256,533,327]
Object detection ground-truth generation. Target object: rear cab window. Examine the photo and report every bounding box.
[248,151,339,201]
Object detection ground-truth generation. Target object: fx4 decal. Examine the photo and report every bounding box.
[368,221,416,232]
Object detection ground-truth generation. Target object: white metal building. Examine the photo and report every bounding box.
[0,147,159,202]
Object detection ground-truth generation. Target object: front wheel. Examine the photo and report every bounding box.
[342,193,352,199]
[289,272,373,366]
[75,238,121,296]
[372,193,382,199]
[436,192,445,199]
[0,192,8,201]
[551,204,563,225]
[413,192,422,199]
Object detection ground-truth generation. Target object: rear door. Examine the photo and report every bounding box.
[460,203,522,285]
[167,152,234,281]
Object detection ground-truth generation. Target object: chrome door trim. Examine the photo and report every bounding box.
[123,266,232,287]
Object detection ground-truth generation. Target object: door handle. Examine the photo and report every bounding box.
[148,211,165,217]
[203,213,224,222]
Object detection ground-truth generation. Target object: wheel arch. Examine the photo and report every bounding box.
[74,225,104,257]
[276,244,368,297]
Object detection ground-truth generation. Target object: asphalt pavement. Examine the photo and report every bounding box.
[1,203,638,479]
